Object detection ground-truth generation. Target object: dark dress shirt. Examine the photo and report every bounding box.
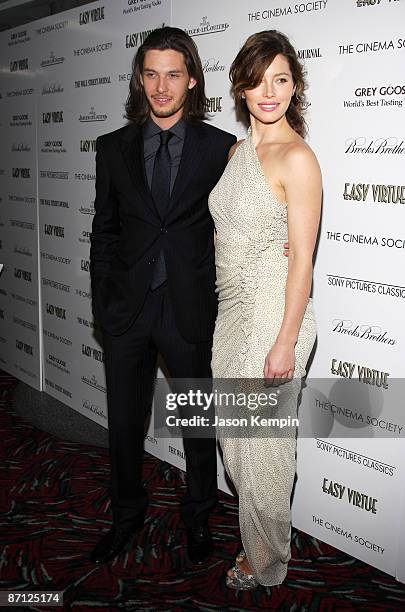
[143,117,185,193]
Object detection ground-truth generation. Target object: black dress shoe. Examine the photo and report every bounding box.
[186,525,213,564]
[90,523,142,564]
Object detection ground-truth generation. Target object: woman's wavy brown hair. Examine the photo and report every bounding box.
[125,26,207,124]
[230,30,307,137]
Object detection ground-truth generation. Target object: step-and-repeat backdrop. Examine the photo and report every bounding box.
[0,0,404,581]
[0,27,41,387]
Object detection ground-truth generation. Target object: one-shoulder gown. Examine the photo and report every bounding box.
[208,131,316,586]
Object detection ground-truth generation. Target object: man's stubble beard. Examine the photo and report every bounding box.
[149,93,188,119]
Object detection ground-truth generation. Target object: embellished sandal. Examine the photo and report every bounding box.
[226,550,258,591]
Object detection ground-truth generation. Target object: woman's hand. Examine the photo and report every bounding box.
[263,340,295,384]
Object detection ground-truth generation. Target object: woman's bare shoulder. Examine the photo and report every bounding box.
[281,139,322,196]
[283,139,320,170]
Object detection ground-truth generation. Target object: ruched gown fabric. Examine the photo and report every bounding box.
[208,133,316,586]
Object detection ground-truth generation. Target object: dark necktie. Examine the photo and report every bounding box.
[151,130,173,219]
[150,130,173,290]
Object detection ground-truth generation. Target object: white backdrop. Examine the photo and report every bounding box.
[0,0,404,581]
[0,24,41,388]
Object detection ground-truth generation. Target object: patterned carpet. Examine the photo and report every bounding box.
[1,370,404,611]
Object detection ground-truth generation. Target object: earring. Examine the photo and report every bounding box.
[241,93,245,99]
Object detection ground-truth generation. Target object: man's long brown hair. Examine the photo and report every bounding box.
[125,27,207,124]
[230,30,308,137]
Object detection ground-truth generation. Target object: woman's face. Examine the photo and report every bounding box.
[243,53,295,126]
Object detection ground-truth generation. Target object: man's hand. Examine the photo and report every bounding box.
[283,241,289,257]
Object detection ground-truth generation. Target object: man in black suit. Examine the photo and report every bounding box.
[89,27,236,565]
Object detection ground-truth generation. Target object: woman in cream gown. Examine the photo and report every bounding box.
[209,30,322,590]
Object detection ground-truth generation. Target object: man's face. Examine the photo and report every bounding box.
[141,49,197,126]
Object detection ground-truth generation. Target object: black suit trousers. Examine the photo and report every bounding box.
[102,283,217,529]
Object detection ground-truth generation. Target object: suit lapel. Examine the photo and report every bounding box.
[167,122,209,218]
[119,121,210,222]
[119,125,160,219]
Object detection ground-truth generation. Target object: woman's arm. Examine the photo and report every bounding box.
[263,144,322,380]
[228,139,244,160]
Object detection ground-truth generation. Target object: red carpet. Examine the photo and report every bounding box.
[1,370,404,611]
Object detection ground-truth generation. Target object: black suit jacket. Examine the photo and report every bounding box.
[90,120,236,340]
